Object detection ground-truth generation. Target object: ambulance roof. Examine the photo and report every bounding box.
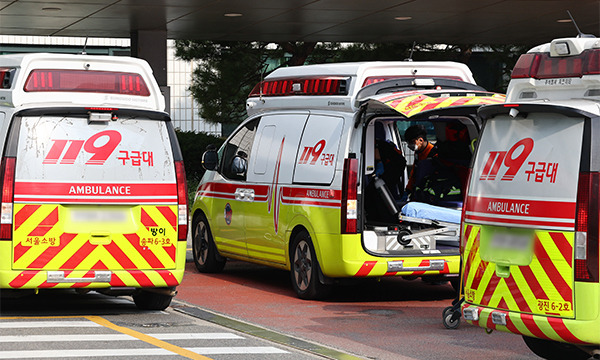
[265,61,475,83]
[0,53,165,111]
[246,61,477,116]
[480,99,600,120]
[505,36,600,104]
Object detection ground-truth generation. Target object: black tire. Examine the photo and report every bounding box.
[192,214,226,273]
[290,230,328,300]
[522,336,589,360]
[442,306,460,329]
[133,290,173,310]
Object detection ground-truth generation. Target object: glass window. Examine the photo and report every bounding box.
[221,118,259,181]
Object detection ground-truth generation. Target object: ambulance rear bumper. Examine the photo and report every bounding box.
[0,269,184,289]
[315,233,461,277]
[462,303,600,345]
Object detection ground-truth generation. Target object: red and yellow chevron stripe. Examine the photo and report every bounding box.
[384,93,505,118]
[6,204,181,289]
[462,224,574,318]
[353,257,457,277]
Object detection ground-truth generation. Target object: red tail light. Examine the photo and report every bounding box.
[0,157,15,240]
[511,49,600,79]
[341,157,358,234]
[574,172,599,282]
[0,68,15,89]
[175,160,188,241]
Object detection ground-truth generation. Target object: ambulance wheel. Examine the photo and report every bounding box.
[133,290,173,310]
[442,306,460,329]
[522,336,589,360]
[290,231,328,300]
[193,214,226,273]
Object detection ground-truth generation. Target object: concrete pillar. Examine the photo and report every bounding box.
[130,30,170,113]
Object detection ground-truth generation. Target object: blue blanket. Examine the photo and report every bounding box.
[401,202,461,224]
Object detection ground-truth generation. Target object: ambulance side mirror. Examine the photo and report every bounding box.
[202,146,219,171]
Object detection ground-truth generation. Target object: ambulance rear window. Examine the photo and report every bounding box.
[511,49,600,79]
[23,69,151,96]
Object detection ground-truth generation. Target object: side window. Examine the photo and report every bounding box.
[221,118,259,181]
[246,113,309,184]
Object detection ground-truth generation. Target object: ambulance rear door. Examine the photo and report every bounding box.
[10,109,180,278]
[463,103,594,319]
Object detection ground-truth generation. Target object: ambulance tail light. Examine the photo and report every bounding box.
[0,157,15,240]
[341,157,358,234]
[23,69,151,96]
[175,160,188,241]
[574,172,599,282]
[511,49,600,79]
[0,68,16,89]
[248,77,349,97]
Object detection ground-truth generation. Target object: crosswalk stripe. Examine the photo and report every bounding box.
[0,347,288,358]
[0,321,100,328]
[0,332,244,342]
[0,317,290,359]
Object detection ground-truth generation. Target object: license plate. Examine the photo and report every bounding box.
[70,208,128,223]
[490,231,533,251]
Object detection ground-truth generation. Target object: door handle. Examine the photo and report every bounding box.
[235,188,255,202]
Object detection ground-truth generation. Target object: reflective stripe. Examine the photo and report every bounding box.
[8,204,180,289]
[463,225,574,319]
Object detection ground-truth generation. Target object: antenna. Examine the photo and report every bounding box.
[81,36,88,55]
[567,10,595,38]
[405,41,416,61]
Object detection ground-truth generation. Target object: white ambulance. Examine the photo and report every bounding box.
[192,61,505,299]
[0,53,188,310]
[461,36,600,358]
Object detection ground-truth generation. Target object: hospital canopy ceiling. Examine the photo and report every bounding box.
[0,0,598,44]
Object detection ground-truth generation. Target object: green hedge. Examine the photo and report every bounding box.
[175,129,225,203]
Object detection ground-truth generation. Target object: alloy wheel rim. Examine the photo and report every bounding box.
[195,222,209,265]
[293,240,312,291]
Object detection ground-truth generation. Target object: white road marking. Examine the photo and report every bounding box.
[0,321,101,328]
[0,347,288,358]
[0,332,244,342]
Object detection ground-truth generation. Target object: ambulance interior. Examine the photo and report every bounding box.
[361,115,479,256]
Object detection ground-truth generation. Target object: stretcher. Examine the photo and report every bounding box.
[370,175,461,251]
[398,202,460,248]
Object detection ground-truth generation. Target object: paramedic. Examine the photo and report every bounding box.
[404,124,435,197]
[375,139,407,199]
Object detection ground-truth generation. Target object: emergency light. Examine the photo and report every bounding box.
[511,48,600,79]
[248,76,349,97]
[23,69,151,96]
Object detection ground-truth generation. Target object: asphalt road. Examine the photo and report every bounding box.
[176,258,540,360]
[0,253,540,360]
[0,290,328,360]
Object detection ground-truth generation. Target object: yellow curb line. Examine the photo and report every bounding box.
[85,315,213,360]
